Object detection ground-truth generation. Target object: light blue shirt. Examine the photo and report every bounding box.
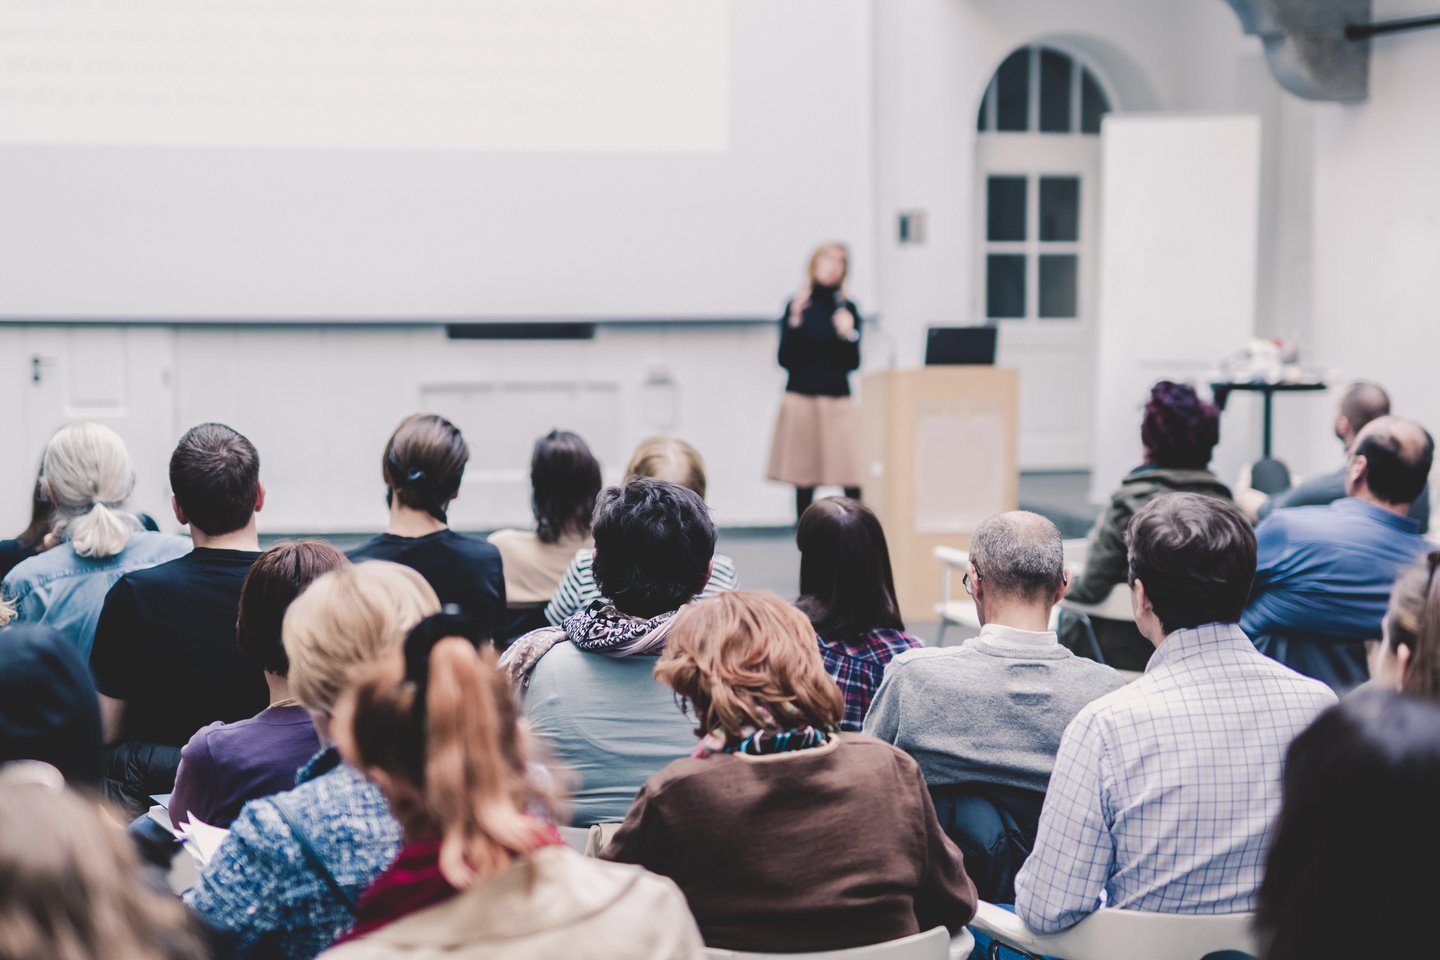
[2,532,192,660]
[1014,623,1335,933]
[522,640,697,826]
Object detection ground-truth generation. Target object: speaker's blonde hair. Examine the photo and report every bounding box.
[42,423,137,559]
[282,561,440,715]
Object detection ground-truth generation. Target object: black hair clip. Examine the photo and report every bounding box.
[402,604,492,727]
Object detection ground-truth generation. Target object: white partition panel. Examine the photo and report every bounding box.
[1091,114,1261,503]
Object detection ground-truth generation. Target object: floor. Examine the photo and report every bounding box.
[271,471,1099,648]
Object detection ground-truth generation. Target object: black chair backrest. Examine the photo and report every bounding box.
[929,782,1046,904]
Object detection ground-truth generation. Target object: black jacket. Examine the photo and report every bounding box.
[777,286,862,397]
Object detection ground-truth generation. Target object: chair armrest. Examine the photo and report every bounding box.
[934,545,970,567]
[1058,583,1134,622]
[968,902,1048,957]
[949,927,976,960]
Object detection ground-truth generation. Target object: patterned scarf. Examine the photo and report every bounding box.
[565,601,680,657]
[692,703,834,758]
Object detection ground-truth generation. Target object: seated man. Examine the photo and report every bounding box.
[1255,380,1429,531]
[1015,493,1335,933]
[1243,416,1433,691]
[90,423,269,814]
[864,511,1124,900]
[501,478,712,825]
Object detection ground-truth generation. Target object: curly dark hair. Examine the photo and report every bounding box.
[590,478,716,618]
[1140,381,1220,470]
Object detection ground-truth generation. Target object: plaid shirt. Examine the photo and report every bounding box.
[817,628,924,731]
[1014,623,1335,933]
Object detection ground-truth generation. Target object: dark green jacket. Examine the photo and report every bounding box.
[1069,466,1234,605]
[1062,467,1234,670]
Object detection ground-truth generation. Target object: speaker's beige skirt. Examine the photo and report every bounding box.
[767,392,862,488]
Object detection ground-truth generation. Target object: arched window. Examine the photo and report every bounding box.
[976,46,1111,324]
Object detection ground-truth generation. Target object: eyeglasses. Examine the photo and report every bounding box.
[963,567,980,596]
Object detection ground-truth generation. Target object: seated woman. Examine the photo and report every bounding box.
[0,772,211,960]
[488,430,602,640]
[796,496,922,730]
[544,436,737,626]
[1256,689,1440,959]
[1368,549,1440,700]
[185,561,441,960]
[316,618,704,959]
[604,591,976,953]
[169,540,346,828]
[502,478,714,826]
[3,422,190,658]
[349,414,506,639]
[1061,381,1233,669]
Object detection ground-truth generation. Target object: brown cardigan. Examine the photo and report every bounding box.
[603,733,977,953]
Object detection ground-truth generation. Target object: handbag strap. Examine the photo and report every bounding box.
[270,797,358,912]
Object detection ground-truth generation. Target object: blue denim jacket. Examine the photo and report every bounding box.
[1,532,192,660]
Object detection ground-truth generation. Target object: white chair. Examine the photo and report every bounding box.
[558,825,591,853]
[968,900,1256,960]
[705,926,972,960]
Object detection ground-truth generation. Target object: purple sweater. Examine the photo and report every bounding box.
[169,704,320,828]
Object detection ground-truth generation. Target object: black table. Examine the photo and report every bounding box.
[1210,380,1328,459]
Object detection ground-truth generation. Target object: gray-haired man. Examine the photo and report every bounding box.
[864,511,1124,796]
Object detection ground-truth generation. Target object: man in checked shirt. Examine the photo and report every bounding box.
[1014,493,1335,933]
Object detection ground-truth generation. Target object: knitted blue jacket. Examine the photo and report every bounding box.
[185,748,402,960]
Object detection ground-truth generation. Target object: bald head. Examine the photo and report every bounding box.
[970,511,1065,601]
[1338,381,1390,446]
[1350,416,1434,506]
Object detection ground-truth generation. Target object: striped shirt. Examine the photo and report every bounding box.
[1014,622,1335,933]
[543,548,739,626]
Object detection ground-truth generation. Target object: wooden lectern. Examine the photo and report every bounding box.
[859,367,1019,623]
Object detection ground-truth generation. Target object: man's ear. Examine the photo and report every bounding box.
[171,494,188,527]
[254,480,266,514]
[1055,570,1071,605]
[1346,453,1368,496]
[1131,578,1153,622]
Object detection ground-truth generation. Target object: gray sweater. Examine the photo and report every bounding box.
[862,626,1125,794]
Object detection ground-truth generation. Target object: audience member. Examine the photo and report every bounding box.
[1015,493,1335,933]
[1243,415,1434,691]
[795,496,922,730]
[1366,549,1440,701]
[1257,380,1430,531]
[1255,689,1440,960]
[503,478,714,825]
[544,436,737,626]
[0,774,212,960]
[604,591,977,953]
[318,619,704,960]
[90,423,269,814]
[186,561,439,960]
[0,466,52,579]
[349,414,505,639]
[0,626,103,789]
[1062,381,1233,670]
[3,423,190,659]
[169,540,346,828]
[865,512,1123,899]
[488,429,601,612]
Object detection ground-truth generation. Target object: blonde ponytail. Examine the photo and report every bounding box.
[42,423,138,560]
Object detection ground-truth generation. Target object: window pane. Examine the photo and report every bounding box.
[1081,70,1110,134]
[995,49,1030,132]
[1039,177,1079,242]
[987,176,1027,242]
[1038,49,1072,133]
[1039,254,1078,318]
[987,254,1026,319]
